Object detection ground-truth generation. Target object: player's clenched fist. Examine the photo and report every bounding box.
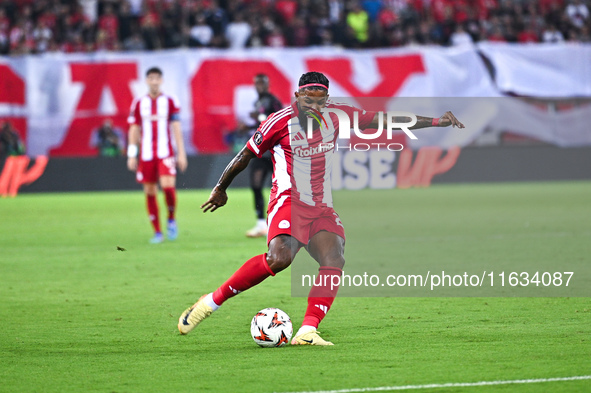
[201,186,228,212]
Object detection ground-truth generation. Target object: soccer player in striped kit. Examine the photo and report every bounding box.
[179,71,464,344]
[127,67,187,244]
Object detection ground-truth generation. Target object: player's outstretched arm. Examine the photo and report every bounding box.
[369,111,465,130]
[425,111,465,129]
[201,145,256,213]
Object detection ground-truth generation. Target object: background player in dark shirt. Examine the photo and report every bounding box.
[245,73,283,238]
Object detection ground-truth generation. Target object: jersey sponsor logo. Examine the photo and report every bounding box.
[147,114,169,121]
[278,220,290,229]
[293,143,334,157]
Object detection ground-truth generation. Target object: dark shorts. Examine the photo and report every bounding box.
[250,154,273,174]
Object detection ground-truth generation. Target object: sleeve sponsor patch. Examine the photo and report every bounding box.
[253,131,263,146]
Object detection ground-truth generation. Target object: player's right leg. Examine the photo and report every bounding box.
[292,224,345,345]
[137,159,163,243]
[159,174,177,241]
[143,182,163,244]
[178,235,301,335]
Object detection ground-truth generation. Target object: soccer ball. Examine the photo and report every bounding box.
[250,308,293,347]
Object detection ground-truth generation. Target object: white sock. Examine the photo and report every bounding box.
[203,293,220,311]
[256,219,267,229]
[295,325,316,337]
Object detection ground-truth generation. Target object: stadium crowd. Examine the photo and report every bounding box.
[0,0,589,54]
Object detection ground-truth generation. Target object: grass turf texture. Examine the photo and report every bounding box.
[1,182,590,393]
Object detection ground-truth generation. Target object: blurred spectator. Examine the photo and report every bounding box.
[190,14,213,47]
[0,121,25,158]
[0,0,588,54]
[226,12,251,49]
[123,27,145,51]
[378,5,398,31]
[276,0,298,24]
[80,0,98,22]
[62,32,85,53]
[32,19,52,53]
[566,0,589,28]
[487,26,508,42]
[246,22,265,47]
[347,2,370,46]
[128,0,142,16]
[117,1,135,42]
[204,0,228,47]
[266,26,287,47]
[94,119,123,157]
[580,24,591,41]
[450,24,473,46]
[362,0,382,22]
[0,7,9,32]
[288,17,309,46]
[542,24,565,42]
[0,8,9,53]
[518,23,540,43]
[140,12,161,50]
[327,0,344,24]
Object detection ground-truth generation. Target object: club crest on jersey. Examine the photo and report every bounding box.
[253,131,263,146]
[293,143,334,157]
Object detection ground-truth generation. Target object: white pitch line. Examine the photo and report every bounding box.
[276,375,591,393]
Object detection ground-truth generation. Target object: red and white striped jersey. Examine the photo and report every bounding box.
[127,93,180,161]
[247,101,374,208]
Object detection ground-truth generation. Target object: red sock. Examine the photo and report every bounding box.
[302,267,343,328]
[163,187,176,221]
[212,254,275,306]
[146,194,161,234]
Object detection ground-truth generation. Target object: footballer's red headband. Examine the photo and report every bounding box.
[298,83,328,90]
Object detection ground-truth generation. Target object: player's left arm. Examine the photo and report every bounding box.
[201,145,256,213]
[369,111,465,130]
[171,120,188,172]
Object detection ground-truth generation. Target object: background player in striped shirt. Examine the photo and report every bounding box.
[178,72,464,344]
[127,67,188,244]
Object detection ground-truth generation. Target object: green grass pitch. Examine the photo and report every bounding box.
[1,182,590,393]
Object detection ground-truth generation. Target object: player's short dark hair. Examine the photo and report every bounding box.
[254,73,269,81]
[146,67,163,77]
[298,72,329,91]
